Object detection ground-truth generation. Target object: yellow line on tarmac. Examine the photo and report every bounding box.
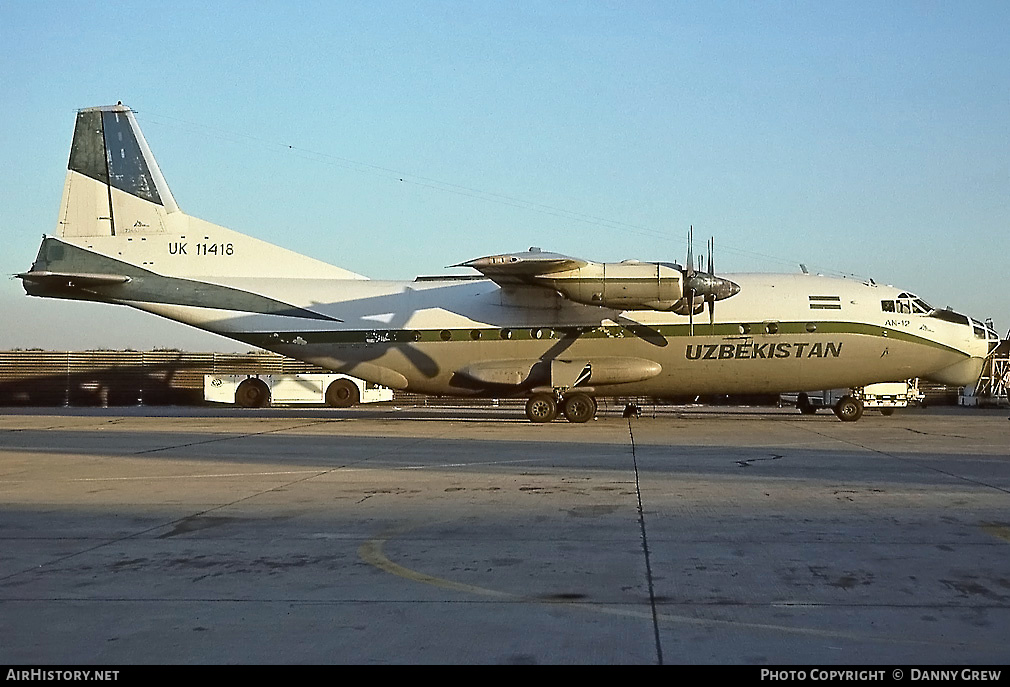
[980,522,1010,543]
[358,529,979,647]
[359,532,510,599]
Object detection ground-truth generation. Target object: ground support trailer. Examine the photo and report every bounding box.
[789,380,923,421]
[205,373,393,408]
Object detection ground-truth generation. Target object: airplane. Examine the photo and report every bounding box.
[17,103,1001,422]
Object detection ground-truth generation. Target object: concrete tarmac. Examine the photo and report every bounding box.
[0,404,1008,665]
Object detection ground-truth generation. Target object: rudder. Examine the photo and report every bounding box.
[59,103,178,238]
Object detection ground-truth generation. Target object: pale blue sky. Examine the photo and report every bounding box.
[1,1,1008,350]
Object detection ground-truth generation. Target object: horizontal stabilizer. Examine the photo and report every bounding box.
[16,270,131,287]
[19,238,343,322]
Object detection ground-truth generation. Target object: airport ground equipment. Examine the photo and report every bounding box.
[959,330,1009,408]
[204,373,392,408]
[790,380,924,420]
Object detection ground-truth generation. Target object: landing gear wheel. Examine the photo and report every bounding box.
[526,393,557,423]
[235,378,270,408]
[326,379,360,408]
[833,395,864,422]
[562,393,596,424]
[879,407,895,417]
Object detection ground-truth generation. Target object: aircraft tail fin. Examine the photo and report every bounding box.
[50,103,365,280]
[59,103,178,238]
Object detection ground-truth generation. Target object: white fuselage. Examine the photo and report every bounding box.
[124,268,989,396]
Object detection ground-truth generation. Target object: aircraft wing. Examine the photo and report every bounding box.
[455,245,739,315]
[453,248,589,286]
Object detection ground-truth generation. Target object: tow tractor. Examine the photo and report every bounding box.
[788,380,924,422]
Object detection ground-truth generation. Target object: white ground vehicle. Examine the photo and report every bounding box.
[204,374,393,408]
[786,380,923,421]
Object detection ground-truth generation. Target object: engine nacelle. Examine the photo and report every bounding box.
[534,261,685,311]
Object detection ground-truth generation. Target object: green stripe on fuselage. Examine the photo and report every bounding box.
[232,321,968,357]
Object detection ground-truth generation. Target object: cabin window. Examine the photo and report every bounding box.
[440,330,452,341]
[531,328,544,339]
[765,322,779,335]
[470,329,482,340]
[738,323,751,335]
[500,329,512,340]
[805,323,817,333]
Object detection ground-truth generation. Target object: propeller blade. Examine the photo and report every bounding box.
[686,226,694,277]
[689,288,695,335]
[708,237,715,330]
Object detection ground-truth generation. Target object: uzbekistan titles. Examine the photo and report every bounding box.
[686,341,842,360]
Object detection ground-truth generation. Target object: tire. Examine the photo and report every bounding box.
[879,407,895,416]
[235,378,270,408]
[833,395,864,422]
[525,393,557,423]
[326,379,360,408]
[562,392,596,424]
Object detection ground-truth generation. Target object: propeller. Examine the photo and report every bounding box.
[680,227,741,335]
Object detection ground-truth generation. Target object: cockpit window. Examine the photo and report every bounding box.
[928,309,971,326]
[890,294,932,314]
[974,326,986,339]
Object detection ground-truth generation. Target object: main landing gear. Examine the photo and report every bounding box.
[525,391,597,423]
